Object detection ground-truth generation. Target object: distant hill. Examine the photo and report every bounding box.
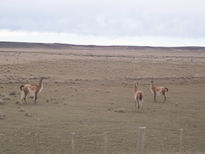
[0,41,205,51]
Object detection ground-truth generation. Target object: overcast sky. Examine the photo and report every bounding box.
[0,0,205,46]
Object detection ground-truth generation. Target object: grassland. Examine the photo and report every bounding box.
[0,42,205,154]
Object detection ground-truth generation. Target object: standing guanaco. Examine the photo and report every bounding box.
[134,82,144,112]
[20,77,44,104]
[150,80,168,103]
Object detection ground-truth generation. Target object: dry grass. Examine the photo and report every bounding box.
[0,43,205,154]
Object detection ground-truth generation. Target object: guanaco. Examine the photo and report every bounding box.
[134,82,144,112]
[20,77,44,104]
[150,80,168,103]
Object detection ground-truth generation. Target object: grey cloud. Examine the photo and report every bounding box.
[0,0,205,38]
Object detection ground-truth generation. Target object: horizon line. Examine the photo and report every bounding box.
[1,41,205,49]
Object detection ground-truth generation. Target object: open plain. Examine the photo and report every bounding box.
[0,42,205,154]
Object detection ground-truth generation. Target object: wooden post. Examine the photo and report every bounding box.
[34,118,40,154]
[0,134,3,154]
[179,128,184,154]
[104,132,108,154]
[137,127,146,154]
[71,132,75,154]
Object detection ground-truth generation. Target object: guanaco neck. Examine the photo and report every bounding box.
[150,82,155,90]
[134,84,138,92]
[39,79,43,88]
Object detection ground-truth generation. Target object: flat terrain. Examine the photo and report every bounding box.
[0,42,205,154]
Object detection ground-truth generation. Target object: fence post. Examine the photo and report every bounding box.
[34,118,40,154]
[72,132,76,154]
[104,132,108,154]
[0,134,3,154]
[137,127,146,154]
[179,128,184,154]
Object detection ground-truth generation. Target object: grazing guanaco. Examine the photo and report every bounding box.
[134,82,144,112]
[20,77,44,104]
[150,80,168,103]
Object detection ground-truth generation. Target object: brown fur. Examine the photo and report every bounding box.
[20,77,44,104]
[134,82,144,112]
[150,80,168,103]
